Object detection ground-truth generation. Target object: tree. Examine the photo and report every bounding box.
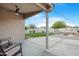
[51,21,67,28]
[29,24,36,29]
[25,26,28,30]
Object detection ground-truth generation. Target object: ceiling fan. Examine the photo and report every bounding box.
[15,5,20,15]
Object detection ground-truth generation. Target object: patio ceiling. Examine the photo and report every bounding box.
[0,3,52,19]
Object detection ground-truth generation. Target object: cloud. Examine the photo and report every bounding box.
[66,23,76,27]
[35,16,76,28]
[25,12,76,28]
[35,17,64,28]
[36,23,46,28]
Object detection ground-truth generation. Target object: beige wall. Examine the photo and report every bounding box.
[0,9,25,42]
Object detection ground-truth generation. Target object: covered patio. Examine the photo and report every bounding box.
[1,3,79,56]
[0,3,53,56]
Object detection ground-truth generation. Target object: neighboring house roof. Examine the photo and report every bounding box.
[0,3,52,19]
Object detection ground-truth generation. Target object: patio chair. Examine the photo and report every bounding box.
[0,37,23,56]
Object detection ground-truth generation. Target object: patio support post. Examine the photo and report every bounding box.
[46,11,49,49]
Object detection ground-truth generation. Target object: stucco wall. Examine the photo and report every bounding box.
[0,9,25,42]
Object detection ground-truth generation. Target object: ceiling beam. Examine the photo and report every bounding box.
[35,3,52,12]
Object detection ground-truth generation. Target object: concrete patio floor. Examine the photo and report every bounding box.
[22,35,79,56]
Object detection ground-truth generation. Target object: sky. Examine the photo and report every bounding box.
[25,3,79,28]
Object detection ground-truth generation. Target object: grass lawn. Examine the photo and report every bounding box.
[25,33,54,39]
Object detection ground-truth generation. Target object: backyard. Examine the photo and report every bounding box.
[23,34,79,56]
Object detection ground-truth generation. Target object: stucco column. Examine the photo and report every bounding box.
[46,12,49,49]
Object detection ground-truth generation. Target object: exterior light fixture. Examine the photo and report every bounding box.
[15,5,19,15]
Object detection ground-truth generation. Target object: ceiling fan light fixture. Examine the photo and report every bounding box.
[15,12,19,15]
